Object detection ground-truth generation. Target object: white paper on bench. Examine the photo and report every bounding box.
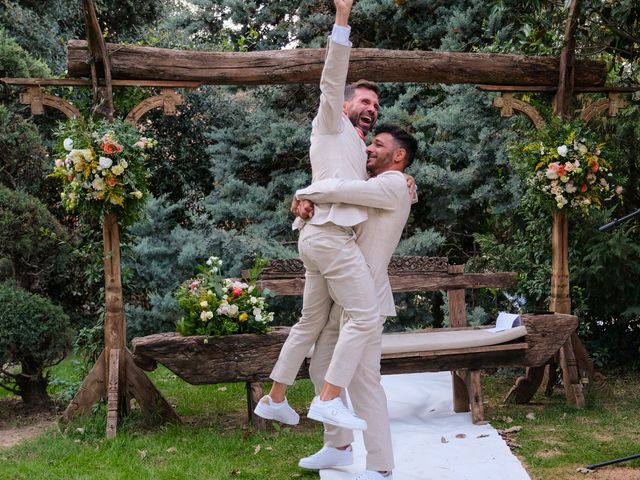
[486,312,522,333]
[319,372,531,480]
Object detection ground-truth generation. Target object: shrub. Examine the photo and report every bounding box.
[0,185,72,296]
[0,281,72,405]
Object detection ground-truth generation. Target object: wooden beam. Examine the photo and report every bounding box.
[82,0,114,120]
[258,271,517,296]
[1,77,202,88]
[478,84,640,93]
[67,40,607,87]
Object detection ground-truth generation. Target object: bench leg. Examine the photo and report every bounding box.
[246,382,266,430]
[452,370,485,424]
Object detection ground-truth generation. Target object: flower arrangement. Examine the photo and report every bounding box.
[50,119,154,225]
[175,255,273,336]
[513,120,623,216]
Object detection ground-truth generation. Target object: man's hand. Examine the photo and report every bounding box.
[334,0,353,26]
[291,196,315,220]
[404,173,415,192]
[404,173,418,203]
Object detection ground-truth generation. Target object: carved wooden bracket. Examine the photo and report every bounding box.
[125,88,184,125]
[580,92,626,123]
[19,86,81,119]
[492,93,545,130]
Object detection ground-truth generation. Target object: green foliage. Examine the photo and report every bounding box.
[0,104,49,194]
[0,185,72,296]
[0,27,50,80]
[0,281,72,403]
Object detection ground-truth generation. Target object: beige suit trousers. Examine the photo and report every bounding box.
[310,303,394,472]
[270,223,380,388]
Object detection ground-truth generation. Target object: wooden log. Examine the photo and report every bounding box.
[130,314,576,384]
[123,349,180,424]
[66,40,607,87]
[131,327,308,385]
[62,350,106,421]
[259,271,517,296]
[102,213,128,418]
[247,382,266,430]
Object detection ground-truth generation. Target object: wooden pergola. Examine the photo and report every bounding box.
[2,0,638,436]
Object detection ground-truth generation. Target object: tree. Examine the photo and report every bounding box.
[0,281,72,405]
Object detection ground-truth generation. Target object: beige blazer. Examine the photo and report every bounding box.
[296,171,412,316]
[295,38,369,230]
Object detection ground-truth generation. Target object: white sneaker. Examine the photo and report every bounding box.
[253,395,300,425]
[298,445,354,470]
[354,471,393,480]
[307,396,368,430]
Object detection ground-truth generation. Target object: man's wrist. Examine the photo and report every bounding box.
[330,24,351,46]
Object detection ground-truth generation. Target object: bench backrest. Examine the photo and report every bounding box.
[257,256,517,327]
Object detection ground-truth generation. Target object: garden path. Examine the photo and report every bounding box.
[321,372,531,480]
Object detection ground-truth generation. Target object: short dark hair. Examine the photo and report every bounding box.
[344,79,380,101]
[374,123,418,167]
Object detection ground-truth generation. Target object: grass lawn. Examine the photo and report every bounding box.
[1,361,639,480]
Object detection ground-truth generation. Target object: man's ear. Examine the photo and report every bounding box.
[342,101,349,115]
[393,148,407,165]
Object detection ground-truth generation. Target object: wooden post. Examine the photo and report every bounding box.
[506,0,589,407]
[103,213,128,431]
[62,0,179,434]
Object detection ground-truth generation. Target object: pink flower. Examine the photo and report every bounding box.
[189,280,200,291]
[232,287,243,297]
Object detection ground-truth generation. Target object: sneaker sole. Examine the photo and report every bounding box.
[307,408,368,431]
[253,403,300,425]
[298,457,354,470]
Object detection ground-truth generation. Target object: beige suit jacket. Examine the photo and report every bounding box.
[296,171,411,316]
[294,38,369,230]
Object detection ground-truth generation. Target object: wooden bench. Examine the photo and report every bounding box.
[131,256,578,426]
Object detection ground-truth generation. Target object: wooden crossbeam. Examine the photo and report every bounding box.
[1,77,202,88]
[66,40,607,87]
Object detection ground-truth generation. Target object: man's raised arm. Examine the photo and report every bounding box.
[313,0,354,135]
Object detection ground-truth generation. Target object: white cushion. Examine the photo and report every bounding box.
[381,326,527,355]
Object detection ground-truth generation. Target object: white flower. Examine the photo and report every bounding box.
[63,138,74,151]
[111,164,125,176]
[200,300,209,308]
[227,304,239,317]
[98,156,113,170]
[565,183,577,193]
[545,169,558,180]
[250,296,258,304]
[92,177,106,191]
[130,191,143,199]
[248,285,255,293]
[577,144,588,155]
[55,159,64,168]
[200,310,214,321]
[557,145,568,157]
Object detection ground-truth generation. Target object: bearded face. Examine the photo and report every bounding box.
[345,88,380,134]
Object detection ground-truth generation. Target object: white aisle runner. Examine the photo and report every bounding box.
[320,372,531,480]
